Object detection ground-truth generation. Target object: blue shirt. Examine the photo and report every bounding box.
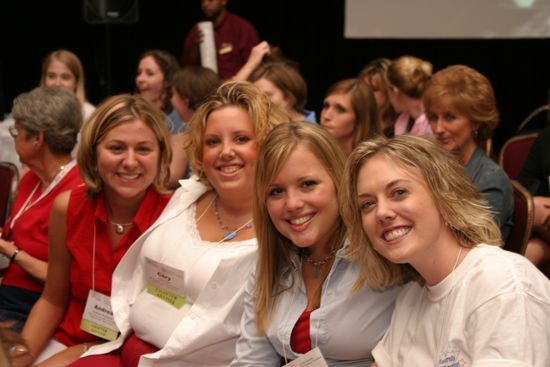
[232,246,400,366]
[465,146,514,241]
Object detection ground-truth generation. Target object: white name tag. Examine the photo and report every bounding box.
[80,290,119,341]
[284,347,329,367]
[144,257,186,309]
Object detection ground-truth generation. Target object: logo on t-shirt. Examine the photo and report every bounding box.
[438,342,466,367]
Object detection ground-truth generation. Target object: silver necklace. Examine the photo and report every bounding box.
[109,219,133,234]
[302,247,338,277]
[214,196,253,241]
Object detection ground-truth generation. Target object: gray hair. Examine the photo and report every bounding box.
[11,87,82,155]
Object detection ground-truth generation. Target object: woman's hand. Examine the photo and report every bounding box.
[0,238,17,259]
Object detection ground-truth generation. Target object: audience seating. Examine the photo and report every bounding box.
[498,133,539,179]
[503,180,534,255]
[0,162,19,230]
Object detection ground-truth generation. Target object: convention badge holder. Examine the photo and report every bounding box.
[80,290,119,341]
[283,348,329,367]
[145,257,186,309]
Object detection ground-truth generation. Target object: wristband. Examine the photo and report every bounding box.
[10,247,20,263]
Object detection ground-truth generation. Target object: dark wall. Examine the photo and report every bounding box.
[2,0,550,151]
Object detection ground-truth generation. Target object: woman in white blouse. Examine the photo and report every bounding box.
[70,81,290,367]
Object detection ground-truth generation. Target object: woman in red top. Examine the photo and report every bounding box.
[0,87,83,331]
[19,94,173,367]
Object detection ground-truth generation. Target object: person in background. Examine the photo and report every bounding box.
[249,61,315,123]
[320,78,381,155]
[342,135,550,367]
[20,94,172,367]
[70,81,290,367]
[423,65,513,240]
[517,124,550,267]
[40,49,96,123]
[0,87,83,331]
[359,58,397,137]
[386,55,433,136]
[168,65,221,187]
[135,49,182,134]
[232,122,399,366]
[181,0,260,80]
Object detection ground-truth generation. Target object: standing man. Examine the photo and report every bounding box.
[181,0,260,80]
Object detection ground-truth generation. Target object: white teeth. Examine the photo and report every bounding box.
[220,166,239,173]
[384,227,410,241]
[119,174,139,180]
[290,215,313,225]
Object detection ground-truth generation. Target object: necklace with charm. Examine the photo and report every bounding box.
[302,246,338,278]
[108,219,133,234]
[214,195,253,241]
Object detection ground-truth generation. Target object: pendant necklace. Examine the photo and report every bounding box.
[302,246,338,278]
[214,195,253,241]
[109,219,133,234]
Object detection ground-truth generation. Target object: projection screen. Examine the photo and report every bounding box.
[345,0,550,39]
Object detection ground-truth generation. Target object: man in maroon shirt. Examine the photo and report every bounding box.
[181,0,260,80]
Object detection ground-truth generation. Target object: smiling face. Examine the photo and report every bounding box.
[44,59,77,92]
[266,144,339,255]
[202,106,258,196]
[356,154,448,268]
[96,118,160,202]
[426,98,478,165]
[320,92,356,149]
[136,56,165,108]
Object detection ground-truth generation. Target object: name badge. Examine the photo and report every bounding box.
[80,290,119,341]
[219,42,233,55]
[145,257,186,309]
[284,347,329,367]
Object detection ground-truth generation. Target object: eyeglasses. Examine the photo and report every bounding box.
[8,126,19,139]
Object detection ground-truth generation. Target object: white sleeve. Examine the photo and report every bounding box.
[467,292,550,366]
[231,273,281,367]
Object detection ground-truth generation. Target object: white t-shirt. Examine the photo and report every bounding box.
[372,244,550,367]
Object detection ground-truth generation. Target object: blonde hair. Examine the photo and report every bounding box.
[78,94,172,196]
[341,135,502,290]
[40,49,88,104]
[185,80,291,183]
[387,55,433,98]
[423,65,499,141]
[253,122,347,334]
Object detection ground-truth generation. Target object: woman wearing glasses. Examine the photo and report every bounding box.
[0,87,83,331]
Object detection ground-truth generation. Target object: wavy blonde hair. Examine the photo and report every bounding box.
[184,80,291,184]
[387,55,433,98]
[253,122,347,334]
[341,135,502,290]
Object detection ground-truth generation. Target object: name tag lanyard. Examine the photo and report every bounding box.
[9,161,76,233]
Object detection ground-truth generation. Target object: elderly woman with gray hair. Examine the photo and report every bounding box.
[0,87,83,331]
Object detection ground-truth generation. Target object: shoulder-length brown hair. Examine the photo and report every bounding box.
[78,94,172,196]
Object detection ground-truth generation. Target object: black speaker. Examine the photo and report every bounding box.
[83,0,139,24]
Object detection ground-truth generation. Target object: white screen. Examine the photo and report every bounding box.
[345,0,550,39]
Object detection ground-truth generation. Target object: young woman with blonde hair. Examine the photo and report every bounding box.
[232,122,398,366]
[342,135,550,366]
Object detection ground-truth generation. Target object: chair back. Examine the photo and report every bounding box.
[503,180,534,255]
[0,162,19,229]
[498,133,539,179]
[479,137,493,157]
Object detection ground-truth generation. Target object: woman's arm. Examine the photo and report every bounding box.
[232,41,270,81]
[0,238,48,282]
[168,132,189,189]
[231,274,281,366]
[21,191,73,363]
